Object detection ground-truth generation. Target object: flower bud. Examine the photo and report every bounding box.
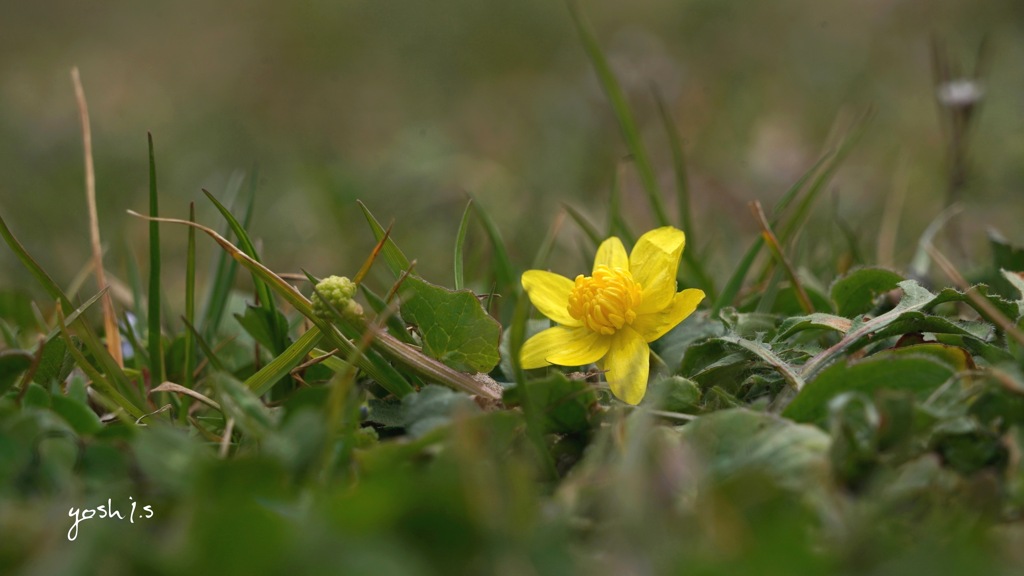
[311,275,364,321]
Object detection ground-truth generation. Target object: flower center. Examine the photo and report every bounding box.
[567,265,643,335]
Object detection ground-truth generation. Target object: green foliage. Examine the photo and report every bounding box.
[5,6,1024,574]
[504,372,599,435]
[400,276,501,374]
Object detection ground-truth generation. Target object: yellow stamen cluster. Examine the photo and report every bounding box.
[567,265,643,335]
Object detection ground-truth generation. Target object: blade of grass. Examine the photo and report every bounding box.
[454,198,473,290]
[246,326,324,396]
[566,0,668,226]
[184,203,197,387]
[72,67,123,368]
[359,284,416,345]
[150,381,221,411]
[776,109,872,249]
[0,211,143,403]
[182,317,227,374]
[179,203,198,423]
[0,211,74,314]
[750,201,814,314]
[147,133,163,381]
[130,211,416,397]
[653,87,694,239]
[200,173,250,339]
[469,195,516,296]
[353,222,393,285]
[652,88,717,300]
[712,151,833,314]
[508,290,557,479]
[608,162,636,245]
[56,305,145,420]
[202,189,280,343]
[877,153,909,268]
[562,203,602,249]
[530,209,566,270]
[358,200,411,277]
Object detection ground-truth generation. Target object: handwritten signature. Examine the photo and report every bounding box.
[67,497,154,541]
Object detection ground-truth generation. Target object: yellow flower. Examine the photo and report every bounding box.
[520,226,705,405]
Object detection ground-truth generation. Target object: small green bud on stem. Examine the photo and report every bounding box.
[311,275,364,321]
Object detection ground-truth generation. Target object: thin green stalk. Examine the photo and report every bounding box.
[147,133,163,382]
[181,203,197,423]
[454,199,473,290]
[566,0,668,226]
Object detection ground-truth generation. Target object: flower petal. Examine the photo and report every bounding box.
[520,326,610,369]
[522,270,580,327]
[629,226,686,315]
[633,288,705,342]
[593,236,629,272]
[600,327,649,405]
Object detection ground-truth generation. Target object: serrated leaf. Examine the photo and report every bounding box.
[830,267,904,317]
[785,350,959,424]
[503,372,598,435]
[400,276,501,373]
[718,335,805,391]
[801,280,1018,381]
[401,384,478,438]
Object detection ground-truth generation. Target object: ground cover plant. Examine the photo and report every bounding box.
[3,3,1024,575]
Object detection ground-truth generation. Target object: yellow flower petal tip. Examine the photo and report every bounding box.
[519,225,701,405]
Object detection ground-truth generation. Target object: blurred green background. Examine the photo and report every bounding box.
[2,0,1022,303]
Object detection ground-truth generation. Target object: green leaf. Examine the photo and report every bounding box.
[679,408,831,495]
[34,337,77,387]
[234,305,290,353]
[800,280,1018,381]
[50,394,103,436]
[503,372,598,435]
[784,350,959,424]
[23,382,50,409]
[401,384,478,438]
[400,276,501,373]
[777,313,852,341]
[718,335,805,391]
[366,396,405,428]
[211,372,277,440]
[830,267,904,317]
[0,349,32,395]
[988,231,1024,300]
[643,375,701,414]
